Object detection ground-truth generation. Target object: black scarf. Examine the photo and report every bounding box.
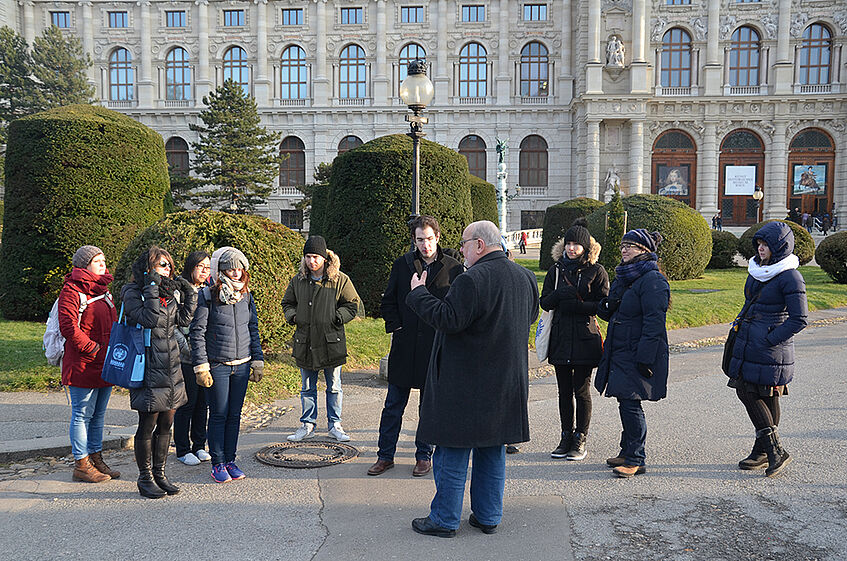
[614,253,659,286]
[158,275,177,300]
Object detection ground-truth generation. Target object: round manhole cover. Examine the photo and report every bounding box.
[255,441,359,468]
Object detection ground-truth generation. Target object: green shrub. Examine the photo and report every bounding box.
[585,194,712,280]
[0,104,167,320]
[468,175,499,226]
[539,197,604,270]
[708,230,740,269]
[322,134,473,314]
[737,220,814,266]
[814,231,847,284]
[113,210,304,352]
[308,183,329,236]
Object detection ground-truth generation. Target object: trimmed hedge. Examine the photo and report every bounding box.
[322,134,473,314]
[737,220,814,266]
[539,197,605,270]
[815,231,847,284]
[113,210,304,352]
[308,183,329,236]
[708,230,740,269]
[0,104,167,320]
[468,175,499,227]
[586,194,712,280]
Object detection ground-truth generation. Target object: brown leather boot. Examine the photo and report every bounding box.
[73,456,111,483]
[89,451,121,479]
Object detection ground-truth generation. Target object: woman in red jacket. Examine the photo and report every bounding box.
[58,245,119,483]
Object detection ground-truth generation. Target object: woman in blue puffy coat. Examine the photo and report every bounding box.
[727,221,807,477]
[595,229,669,479]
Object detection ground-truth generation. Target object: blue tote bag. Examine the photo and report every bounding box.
[101,303,148,389]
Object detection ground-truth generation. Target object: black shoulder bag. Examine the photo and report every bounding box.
[721,283,766,376]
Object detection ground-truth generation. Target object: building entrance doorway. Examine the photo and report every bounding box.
[787,128,834,219]
[651,130,697,208]
[719,129,765,227]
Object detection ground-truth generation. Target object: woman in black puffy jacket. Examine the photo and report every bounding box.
[122,246,197,499]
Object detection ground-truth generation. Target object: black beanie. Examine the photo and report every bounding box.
[622,229,663,253]
[303,235,328,259]
[563,218,591,251]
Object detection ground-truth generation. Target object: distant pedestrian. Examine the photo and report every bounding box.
[711,215,717,229]
[59,245,119,483]
[822,214,831,235]
[716,213,722,231]
[519,231,528,254]
[726,222,807,477]
[801,212,810,232]
[788,208,800,225]
[595,229,669,478]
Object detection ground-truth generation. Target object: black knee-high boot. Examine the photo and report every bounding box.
[135,436,166,499]
[153,433,180,495]
[738,434,768,470]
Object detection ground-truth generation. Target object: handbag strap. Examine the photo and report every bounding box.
[731,282,767,331]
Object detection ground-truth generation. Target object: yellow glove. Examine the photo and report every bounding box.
[194,363,213,388]
[249,360,264,383]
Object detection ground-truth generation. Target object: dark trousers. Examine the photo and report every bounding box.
[554,365,593,435]
[206,362,250,465]
[136,409,175,440]
[173,362,208,457]
[617,398,646,466]
[377,383,432,462]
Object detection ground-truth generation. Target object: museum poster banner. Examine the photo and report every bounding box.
[792,164,826,196]
[724,165,757,195]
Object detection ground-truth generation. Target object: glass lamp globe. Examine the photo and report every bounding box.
[399,61,434,109]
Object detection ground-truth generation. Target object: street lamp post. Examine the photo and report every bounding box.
[753,187,764,222]
[495,138,520,236]
[399,60,435,235]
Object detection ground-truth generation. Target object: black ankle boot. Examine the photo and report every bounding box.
[758,426,792,478]
[738,434,768,470]
[550,431,572,459]
[153,434,180,495]
[135,436,166,499]
[566,431,587,461]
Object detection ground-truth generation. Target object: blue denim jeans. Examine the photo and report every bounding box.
[299,366,342,427]
[429,445,506,530]
[206,362,250,465]
[68,386,113,460]
[617,398,647,466]
[377,383,432,462]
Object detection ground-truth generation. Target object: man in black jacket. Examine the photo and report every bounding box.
[406,220,539,537]
[368,216,463,478]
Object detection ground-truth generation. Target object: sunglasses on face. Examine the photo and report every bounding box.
[157,261,172,268]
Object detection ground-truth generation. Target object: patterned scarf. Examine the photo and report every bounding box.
[614,252,659,286]
[219,276,245,305]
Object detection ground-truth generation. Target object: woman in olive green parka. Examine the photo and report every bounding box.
[282,236,360,442]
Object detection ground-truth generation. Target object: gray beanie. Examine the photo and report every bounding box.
[72,245,104,269]
[217,247,249,272]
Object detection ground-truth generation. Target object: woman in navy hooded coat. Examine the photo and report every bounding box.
[727,221,807,477]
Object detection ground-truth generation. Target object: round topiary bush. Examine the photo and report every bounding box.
[323,134,474,314]
[0,104,168,320]
[539,197,605,270]
[814,231,847,284]
[737,220,814,266]
[113,210,304,352]
[708,230,740,269]
[585,194,712,280]
[468,175,499,227]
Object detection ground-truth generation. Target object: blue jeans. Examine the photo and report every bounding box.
[617,398,647,466]
[429,445,506,530]
[68,386,113,460]
[377,383,432,462]
[206,362,250,465]
[299,366,342,427]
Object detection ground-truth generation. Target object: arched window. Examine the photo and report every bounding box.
[661,28,692,87]
[459,135,487,180]
[399,43,426,86]
[165,47,191,100]
[520,42,548,97]
[459,43,487,98]
[339,44,366,98]
[789,129,833,151]
[223,46,249,95]
[799,24,832,85]
[280,45,308,99]
[729,26,760,86]
[280,136,306,187]
[519,135,548,187]
[338,135,363,153]
[109,47,134,101]
[165,137,189,176]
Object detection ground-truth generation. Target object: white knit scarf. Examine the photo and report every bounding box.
[747,253,799,282]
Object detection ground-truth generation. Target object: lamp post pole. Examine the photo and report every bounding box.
[400,59,434,247]
[408,110,424,220]
[753,187,764,222]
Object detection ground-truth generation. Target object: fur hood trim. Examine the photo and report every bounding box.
[551,236,601,265]
[298,249,341,280]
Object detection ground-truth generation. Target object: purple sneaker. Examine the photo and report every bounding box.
[211,463,232,483]
[225,461,246,480]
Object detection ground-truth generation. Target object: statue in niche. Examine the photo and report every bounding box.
[606,36,625,67]
[604,166,621,202]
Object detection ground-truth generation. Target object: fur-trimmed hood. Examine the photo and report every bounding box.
[552,236,601,265]
[298,249,341,280]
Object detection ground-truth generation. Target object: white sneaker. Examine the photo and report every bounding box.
[178,453,201,466]
[328,423,351,442]
[288,423,315,442]
[195,449,211,462]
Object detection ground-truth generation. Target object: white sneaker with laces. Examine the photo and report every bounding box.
[328,423,351,442]
[288,422,315,442]
[195,449,212,462]
[178,452,201,466]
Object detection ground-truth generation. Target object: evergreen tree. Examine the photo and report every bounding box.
[31,26,95,108]
[601,189,627,280]
[189,80,282,213]
[0,26,39,135]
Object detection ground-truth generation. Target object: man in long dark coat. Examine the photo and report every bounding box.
[406,220,539,537]
[368,216,463,478]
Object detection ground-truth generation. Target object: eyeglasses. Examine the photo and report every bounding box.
[196,265,211,271]
[619,243,639,251]
[157,261,172,268]
[458,237,480,249]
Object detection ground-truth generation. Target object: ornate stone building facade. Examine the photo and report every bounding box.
[6,0,846,229]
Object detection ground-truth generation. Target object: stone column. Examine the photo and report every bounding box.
[21,1,35,45]
[313,0,329,105]
[137,1,154,107]
[629,120,644,194]
[253,0,270,105]
[80,1,97,91]
[585,0,603,93]
[196,0,212,102]
[773,0,793,94]
[434,0,449,103]
[702,0,721,95]
[765,122,788,219]
[558,0,573,103]
[699,122,719,216]
[373,0,388,104]
[629,0,648,92]
[586,120,601,199]
[496,0,511,104]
